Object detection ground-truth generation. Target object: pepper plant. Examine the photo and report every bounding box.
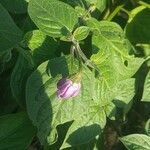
[0,0,150,150]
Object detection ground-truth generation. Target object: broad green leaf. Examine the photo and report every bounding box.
[105,102,116,120]
[11,30,57,106]
[24,30,58,65]
[0,50,12,74]
[10,53,33,106]
[0,4,23,53]
[120,134,150,150]
[114,78,135,117]
[145,119,150,136]
[87,18,141,119]
[75,6,87,17]
[60,0,84,8]
[45,122,72,150]
[73,26,90,41]
[87,19,144,87]
[0,112,36,150]
[142,70,150,102]
[26,56,107,147]
[0,0,28,14]
[45,126,101,150]
[21,16,37,33]
[28,0,78,38]
[125,7,150,44]
[0,74,18,116]
[26,56,137,148]
[105,78,135,120]
[114,78,135,107]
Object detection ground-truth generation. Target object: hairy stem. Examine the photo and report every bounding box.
[72,39,100,73]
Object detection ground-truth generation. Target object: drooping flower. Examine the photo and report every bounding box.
[57,78,81,99]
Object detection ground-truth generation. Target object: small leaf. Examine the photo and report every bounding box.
[120,134,150,150]
[73,26,90,41]
[142,70,150,102]
[28,0,78,38]
[0,112,36,150]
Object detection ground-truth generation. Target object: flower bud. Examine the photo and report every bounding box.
[57,78,81,99]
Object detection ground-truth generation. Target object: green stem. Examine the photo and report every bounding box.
[103,9,110,20]
[81,4,96,20]
[106,4,125,21]
[72,39,100,73]
[120,8,131,16]
[75,45,83,71]
[138,1,150,8]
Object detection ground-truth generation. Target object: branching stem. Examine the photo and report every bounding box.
[72,38,100,73]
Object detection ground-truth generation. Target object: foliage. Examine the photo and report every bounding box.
[0,0,150,149]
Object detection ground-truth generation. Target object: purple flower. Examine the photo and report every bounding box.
[57,78,81,99]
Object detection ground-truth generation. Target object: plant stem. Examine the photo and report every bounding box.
[138,1,150,8]
[103,9,110,20]
[120,8,130,16]
[72,39,100,73]
[106,4,125,21]
[81,4,96,20]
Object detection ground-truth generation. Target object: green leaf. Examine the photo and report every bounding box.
[60,0,106,12]
[125,7,150,44]
[11,30,57,106]
[28,0,78,38]
[114,78,135,108]
[59,0,84,8]
[0,4,23,53]
[87,19,142,119]
[10,53,33,106]
[24,30,58,66]
[114,78,135,117]
[120,134,150,150]
[0,74,18,116]
[105,78,135,120]
[0,50,12,74]
[0,0,28,14]
[88,19,144,86]
[0,112,36,150]
[21,16,37,33]
[73,26,90,41]
[26,56,106,147]
[145,119,150,136]
[142,70,150,102]
[104,102,116,120]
